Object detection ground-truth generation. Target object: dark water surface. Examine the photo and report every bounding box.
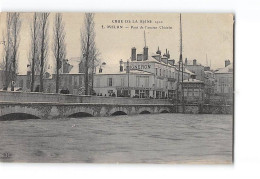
[0,114,233,163]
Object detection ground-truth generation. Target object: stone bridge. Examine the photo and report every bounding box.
[0,91,173,120]
[0,91,232,120]
[0,102,173,120]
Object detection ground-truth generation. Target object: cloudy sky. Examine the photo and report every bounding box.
[0,13,233,74]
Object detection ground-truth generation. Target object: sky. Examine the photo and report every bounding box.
[0,13,233,74]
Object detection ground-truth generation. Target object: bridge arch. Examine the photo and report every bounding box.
[111,111,127,116]
[139,110,151,114]
[67,112,93,118]
[0,113,40,121]
[0,105,44,120]
[138,107,153,114]
[109,107,129,116]
[65,106,95,118]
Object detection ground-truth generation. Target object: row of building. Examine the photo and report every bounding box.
[1,45,233,105]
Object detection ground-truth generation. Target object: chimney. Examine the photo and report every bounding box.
[143,46,148,61]
[185,58,188,65]
[225,59,230,67]
[119,59,123,72]
[193,59,197,66]
[156,46,161,55]
[131,47,136,61]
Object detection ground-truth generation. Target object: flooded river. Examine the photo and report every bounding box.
[0,113,233,164]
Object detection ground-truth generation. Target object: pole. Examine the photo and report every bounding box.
[176,59,180,113]
[127,60,130,97]
[179,13,185,113]
[176,13,183,113]
[181,59,185,113]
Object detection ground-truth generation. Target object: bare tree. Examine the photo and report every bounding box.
[28,13,40,92]
[89,42,100,94]
[81,13,95,95]
[53,13,66,93]
[3,14,12,90]
[2,13,21,91]
[38,13,50,92]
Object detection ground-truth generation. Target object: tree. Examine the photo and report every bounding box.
[53,13,66,93]
[2,12,21,91]
[81,13,95,95]
[89,42,100,94]
[38,13,50,92]
[28,13,40,92]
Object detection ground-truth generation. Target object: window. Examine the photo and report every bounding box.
[144,77,149,87]
[155,68,158,76]
[136,76,140,87]
[108,78,113,86]
[160,69,161,76]
[108,90,113,96]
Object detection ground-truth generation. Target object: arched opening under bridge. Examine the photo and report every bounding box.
[68,112,93,118]
[111,111,127,116]
[139,110,151,114]
[0,113,40,121]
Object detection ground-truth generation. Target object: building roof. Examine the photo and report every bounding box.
[68,58,81,74]
[131,53,176,68]
[215,63,233,74]
[204,70,214,74]
[185,59,202,66]
[184,68,195,75]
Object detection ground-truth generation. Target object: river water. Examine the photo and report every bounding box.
[0,113,233,164]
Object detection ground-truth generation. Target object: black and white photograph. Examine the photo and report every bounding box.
[0,12,234,164]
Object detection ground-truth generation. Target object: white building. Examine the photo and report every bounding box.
[214,60,233,96]
[93,46,194,99]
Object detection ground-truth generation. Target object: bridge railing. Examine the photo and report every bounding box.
[0,91,172,105]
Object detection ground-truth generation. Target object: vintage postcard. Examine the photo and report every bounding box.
[0,13,234,163]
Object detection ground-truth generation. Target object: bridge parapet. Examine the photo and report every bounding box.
[0,91,172,105]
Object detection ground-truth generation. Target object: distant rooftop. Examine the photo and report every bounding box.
[215,63,233,74]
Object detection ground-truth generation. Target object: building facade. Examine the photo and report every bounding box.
[181,78,205,104]
[93,46,194,99]
[214,60,233,104]
[184,58,205,81]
